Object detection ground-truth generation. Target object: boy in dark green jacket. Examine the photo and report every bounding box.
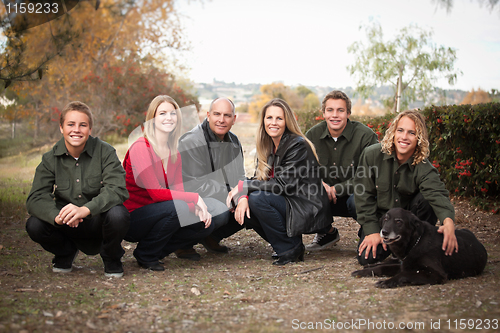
[305,91,378,251]
[26,101,130,277]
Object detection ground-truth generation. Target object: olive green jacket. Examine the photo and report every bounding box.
[354,143,455,235]
[306,120,378,197]
[26,136,128,225]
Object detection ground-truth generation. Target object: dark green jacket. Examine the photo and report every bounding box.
[354,143,455,235]
[26,136,128,225]
[306,120,378,197]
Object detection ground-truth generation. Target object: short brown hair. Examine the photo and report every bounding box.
[321,90,352,115]
[60,101,94,129]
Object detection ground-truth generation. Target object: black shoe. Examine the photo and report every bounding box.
[272,244,305,266]
[175,248,201,261]
[305,227,340,251]
[201,236,229,253]
[103,259,124,277]
[52,250,79,273]
[138,261,165,271]
[271,252,279,259]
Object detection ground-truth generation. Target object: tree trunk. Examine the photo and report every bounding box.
[34,114,39,142]
[11,121,16,139]
[396,71,402,113]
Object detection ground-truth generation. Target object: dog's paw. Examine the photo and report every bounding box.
[375,279,398,289]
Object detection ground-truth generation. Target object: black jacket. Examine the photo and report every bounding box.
[178,119,246,203]
[243,131,332,237]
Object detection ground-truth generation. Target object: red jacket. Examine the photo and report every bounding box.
[123,137,198,213]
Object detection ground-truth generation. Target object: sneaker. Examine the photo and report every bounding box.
[137,261,165,271]
[175,248,201,261]
[52,250,79,273]
[201,236,229,253]
[305,228,340,251]
[103,259,124,278]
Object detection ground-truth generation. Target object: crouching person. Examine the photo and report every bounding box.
[26,101,130,277]
[227,99,332,265]
[354,110,458,266]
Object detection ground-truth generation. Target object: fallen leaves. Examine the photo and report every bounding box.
[190,287,201,296]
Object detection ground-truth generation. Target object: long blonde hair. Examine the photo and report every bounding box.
[255,98,318,180]
[381,109,430,165]
[143,95,182,163]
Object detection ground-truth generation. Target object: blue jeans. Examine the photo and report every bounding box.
[206,198,244,242]
[26,205,130,262]
[126,200,217,264]
[245,191,302,256]
[317,194,357,234]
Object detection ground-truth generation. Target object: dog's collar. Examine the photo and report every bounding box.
[402,234,422,261]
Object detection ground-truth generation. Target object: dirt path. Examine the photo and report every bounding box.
[0,118,499,332]
[0,200,498,332]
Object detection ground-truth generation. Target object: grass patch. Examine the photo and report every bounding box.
[0,136,34,158]
[0,178,31,221]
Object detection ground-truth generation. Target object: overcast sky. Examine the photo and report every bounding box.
[176,0,500,91]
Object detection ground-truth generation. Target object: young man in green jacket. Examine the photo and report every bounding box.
[26,101,130,277]
[355,110,458,265]
[305,91,378,251]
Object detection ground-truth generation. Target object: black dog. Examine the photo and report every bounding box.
[352,208,488,288]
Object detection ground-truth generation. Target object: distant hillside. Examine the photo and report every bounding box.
[194,79,468,111]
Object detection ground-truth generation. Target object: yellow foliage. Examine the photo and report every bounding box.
[248,82,303,122]
[460,88,492,105]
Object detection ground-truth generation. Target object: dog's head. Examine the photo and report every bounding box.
[379,208,423,251]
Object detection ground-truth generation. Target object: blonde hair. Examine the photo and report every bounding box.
[255,98,318,180]
[381,110,429,165]
[143,95,182,163]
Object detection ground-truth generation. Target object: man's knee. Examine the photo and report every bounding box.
[26,216,52,242]
[104,205,130,230]
[204,198,230,222]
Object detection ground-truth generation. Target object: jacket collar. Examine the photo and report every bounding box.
[383,148,416,171]
[53,136,95,158]
[319,119,355,141]
[273,131,294,157]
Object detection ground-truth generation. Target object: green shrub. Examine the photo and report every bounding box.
[424,103,499,213]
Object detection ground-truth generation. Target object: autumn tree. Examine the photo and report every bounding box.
[248,83,297,121]
[460,88,492,105]
[2,0,197,139]
[347,21,462,113]
[247,83,321,132]
[0,1,95,87]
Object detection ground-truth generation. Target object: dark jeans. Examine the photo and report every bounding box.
[125,200,216,264]
[208,198,244,242]
[317,194,357,234]
[357,192,438,266]
[25,205,130,262]
[244,191,302,256]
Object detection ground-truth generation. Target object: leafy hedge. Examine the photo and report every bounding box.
[363,103,500,213]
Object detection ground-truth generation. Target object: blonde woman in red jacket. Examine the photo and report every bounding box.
[123,96,226,271]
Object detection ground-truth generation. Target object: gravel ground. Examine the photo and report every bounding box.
[1,116,498,332]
